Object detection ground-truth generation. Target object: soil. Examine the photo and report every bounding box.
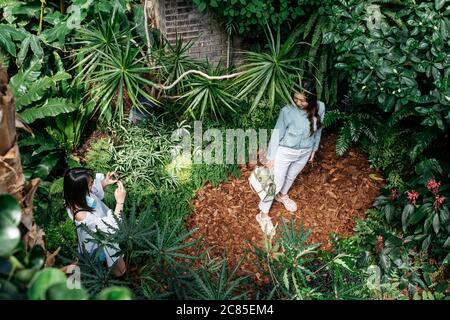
[185,133,384,278]
[74,130,109,162]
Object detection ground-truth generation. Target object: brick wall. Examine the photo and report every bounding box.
[151,0,241,67]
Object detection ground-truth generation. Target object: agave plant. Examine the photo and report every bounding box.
[234,25,306,113]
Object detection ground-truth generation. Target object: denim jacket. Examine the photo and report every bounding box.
[267,101,325,161]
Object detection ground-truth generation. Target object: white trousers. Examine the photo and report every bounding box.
[259,146,312,214]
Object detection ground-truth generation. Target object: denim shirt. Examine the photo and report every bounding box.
[267,101,325,161]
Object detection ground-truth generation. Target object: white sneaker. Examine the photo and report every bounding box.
[256,213,276,236]
[275,194,297,212]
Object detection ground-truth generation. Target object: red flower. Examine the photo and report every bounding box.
[426,179,441,194]
[390,189,398,201]
[405,190,420,205]
[375,235,384,253]
[433,195,445,210]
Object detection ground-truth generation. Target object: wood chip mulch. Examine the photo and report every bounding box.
[185,133,384,278]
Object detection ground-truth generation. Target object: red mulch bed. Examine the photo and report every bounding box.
[185,133,384,278]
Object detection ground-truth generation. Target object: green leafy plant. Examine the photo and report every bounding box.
[253,217,322,299]
[109,119,178,194]
[193,0,333,34]
[323,100,381,157]
[374,158,450,264]
[329,0,450,161]
[179,62,238,120]
[152,35,200,96]
[234,25,305,112]
[183,254,249,300]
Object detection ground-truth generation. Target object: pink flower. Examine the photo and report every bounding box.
[433,195,445,210]
[405,190,420,205]
[426,179,441,194]
[375,235,384,253]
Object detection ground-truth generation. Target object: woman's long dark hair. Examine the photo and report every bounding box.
[294,79,322,136]
[63,167,94,214]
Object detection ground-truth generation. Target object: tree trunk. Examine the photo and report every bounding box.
[0,67,24,200]
[0,67,43,250]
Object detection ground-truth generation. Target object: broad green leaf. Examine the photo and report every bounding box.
[443,236,450,248]
[95,287,133,300]
[422,235,432,251]
[30,34,44,60]
[28,245,45,269]
[20,98,77,123]
[28,268,67,300]
[0,26,16,56]
[16,33,30,66]
[409,205,429,225]
[0,221,20,257]
[0,194,21,226]
[14,269,38,283]
[34,152,61,179]
[402,204,415,232]
[435,0,446,10]
[17,33,43,66]
[379,251,391,272]
[46,283,89,300]
[442,252,450,265]
[432,213,440,234]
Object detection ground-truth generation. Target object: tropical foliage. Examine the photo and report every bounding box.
[1,0,449,301]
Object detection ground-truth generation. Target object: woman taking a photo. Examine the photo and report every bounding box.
[64,167,127,277]
[256,79,325,235]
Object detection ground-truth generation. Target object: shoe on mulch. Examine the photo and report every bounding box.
[256,213,276,236]
[275,194,297,212]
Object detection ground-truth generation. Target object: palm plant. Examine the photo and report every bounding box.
[252,217,321,299]
[233,25,306,113]
[184,254,249,300]
[71,13,158,122]
[179,61,238,120]
[70,15,130,84]
[87,35,159,121]
[153,35,200,96]
[66,247,130,295]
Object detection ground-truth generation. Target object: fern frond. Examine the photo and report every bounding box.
[409,131,436,161]
[362,124,378,143]
[350,119,362,142]
[336,125,352,157]
[387,107,413,126]
[323,110,346,127]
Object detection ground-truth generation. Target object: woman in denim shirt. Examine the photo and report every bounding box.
[256,80,325,235]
